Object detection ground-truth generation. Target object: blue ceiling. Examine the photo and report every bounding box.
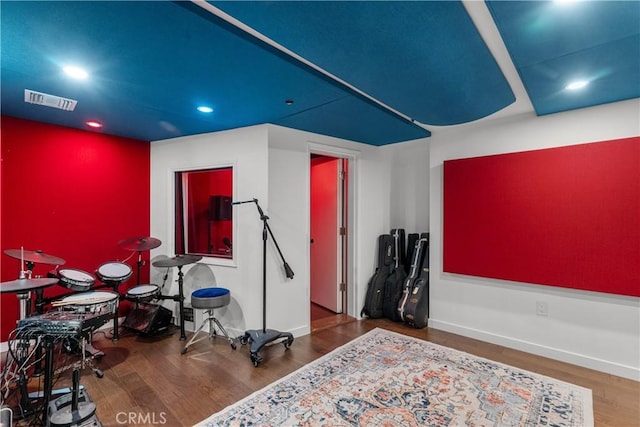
[1,1,637,146]
[486,0,640,116]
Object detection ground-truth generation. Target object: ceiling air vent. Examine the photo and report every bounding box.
[24,89,77,111]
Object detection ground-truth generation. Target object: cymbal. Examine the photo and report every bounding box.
[118,236,162,252]
[152,254,202,268]
[4,249,66,266]
[0,278,58,294]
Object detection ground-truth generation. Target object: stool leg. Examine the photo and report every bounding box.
[207,311,216,338]
[211,316,236,350]
[181,307,237,353]
[181,312,210,355]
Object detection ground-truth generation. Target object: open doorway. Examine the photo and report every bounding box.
[310,154,354,331]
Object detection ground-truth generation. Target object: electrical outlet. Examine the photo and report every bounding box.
[536,301,548,317]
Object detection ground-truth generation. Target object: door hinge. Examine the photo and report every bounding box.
[339,227,347,236]
[339,282,346,291]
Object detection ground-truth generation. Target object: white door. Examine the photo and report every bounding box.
[310,156,344,313]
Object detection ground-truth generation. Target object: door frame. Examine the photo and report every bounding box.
[308,143,359,319]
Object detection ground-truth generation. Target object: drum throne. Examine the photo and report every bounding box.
[181,287,236,354]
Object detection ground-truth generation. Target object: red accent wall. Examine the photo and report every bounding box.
[1,116,150,340]
[443,137,640,297]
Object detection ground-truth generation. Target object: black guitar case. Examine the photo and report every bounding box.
[361,234,394,318]
[392,228,406,269]
[397,233,428,324]
[404,233,419,275]
[382,229,407,321]
[401,233,430,329]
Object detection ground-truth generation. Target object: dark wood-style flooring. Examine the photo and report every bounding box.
[45,316,638,427]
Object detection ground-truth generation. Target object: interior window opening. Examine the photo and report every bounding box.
[175,167,233,259]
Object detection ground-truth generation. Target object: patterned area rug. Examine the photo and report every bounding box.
[197,328,593,426]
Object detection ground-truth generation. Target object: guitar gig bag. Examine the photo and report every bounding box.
[361,234,394,318]
[382,229,407,321]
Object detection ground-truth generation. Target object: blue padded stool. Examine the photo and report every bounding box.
[181,287,236,354]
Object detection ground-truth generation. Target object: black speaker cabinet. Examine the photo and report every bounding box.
[209,195,232,221]
[123,302,173,336]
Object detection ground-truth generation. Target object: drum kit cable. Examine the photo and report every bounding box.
[0,236,208,426]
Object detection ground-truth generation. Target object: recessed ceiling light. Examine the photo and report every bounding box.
[197,106,214,113]
[85,120,103,129]
[63,65,88,80]
[565,80,589,91]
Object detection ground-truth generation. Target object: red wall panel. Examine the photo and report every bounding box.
[1,116,151,340]
[443,137,640,297]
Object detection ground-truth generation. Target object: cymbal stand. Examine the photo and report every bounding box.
[18,260,45,376]
[16,261,36,320]
[19,259,32,280]
[135,251,144,287]
[16,293,30,321]
[15,261,54,318]
[157,265,187,340]
[177,265,186,340]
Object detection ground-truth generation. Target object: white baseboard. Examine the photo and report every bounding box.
[428,318,640,381]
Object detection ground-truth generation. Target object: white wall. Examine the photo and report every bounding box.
[428,98,640,380]
[150,123,396,339]
[381,138,431,233]
[262,128,310,335]
[267,125,395,324]
[150,125,270,336]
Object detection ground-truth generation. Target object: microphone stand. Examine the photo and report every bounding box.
[236,199,294,366]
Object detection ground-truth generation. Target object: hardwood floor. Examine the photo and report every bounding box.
[39,319,640,426]
[310,302,356,332]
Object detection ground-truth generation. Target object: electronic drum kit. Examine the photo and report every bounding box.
[0,237,205,426]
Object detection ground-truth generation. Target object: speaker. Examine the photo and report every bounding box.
[123,303,173,336]
[209,195,232,221]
